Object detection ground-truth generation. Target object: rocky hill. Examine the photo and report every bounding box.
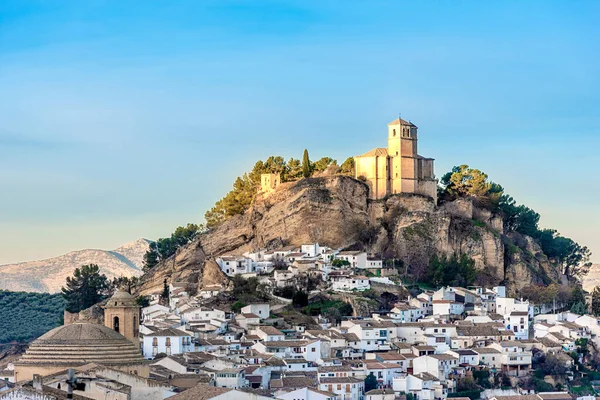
[0,238,150,293]
[138,176,563,296]
[582,263,600,293]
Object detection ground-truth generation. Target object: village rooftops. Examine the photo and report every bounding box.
[473,348,501,354]
[510,311,529,316]
[152,327,191,337]
[240,313,260,319]
[258,326,284,335]
[166,384,231,400]
[376,352,407,360]
[498,341,525,347]
[317,365,353,373]
[456,349,478,356]
[284,358,308,364]
[429,354,458,361]
[366,389,396,395]
[270,376,317,388]
[413,372,438,381]
[319,377,363,384]
[263,340,317,348]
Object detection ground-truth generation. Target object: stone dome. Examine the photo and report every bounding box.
[16,323,146,367]
[106,289,138,308]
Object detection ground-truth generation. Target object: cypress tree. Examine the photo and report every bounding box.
[302,149,311,178]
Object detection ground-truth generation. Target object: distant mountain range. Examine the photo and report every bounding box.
[582,263,600,293]
[0,239,150,293]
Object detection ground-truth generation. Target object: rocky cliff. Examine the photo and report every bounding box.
[138,176,562,296]
[0,238,149,293]
[583,264,600,293]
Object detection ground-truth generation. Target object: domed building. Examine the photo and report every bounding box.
[14,290,148,382]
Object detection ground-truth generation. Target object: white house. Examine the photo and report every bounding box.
[473,348,502,369]
[182,307,226,323]
[413,354,458,381]
[214,368,247,389]
[318,377,364,400]
[432,300,464,316]
[276,387,337,400]
[256,326,285,342]
[332,276,370,292]
[336,251,368,269]
[142,327,194,359]
[488,341,532,376]
[252,340,322,362]
[366,388,396,400]
[505,311,530,340]
[217,256,255,276]
[241,304,270,319]
[393,372,445,400]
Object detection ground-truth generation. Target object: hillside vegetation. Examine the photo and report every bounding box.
[0,291,64,343]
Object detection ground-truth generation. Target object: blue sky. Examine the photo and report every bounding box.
[0,0,598,264]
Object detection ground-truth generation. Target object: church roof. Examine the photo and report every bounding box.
[388,118,417,127]
[105,290,138,308]
[358,147,388,158]
[15,323,146,367]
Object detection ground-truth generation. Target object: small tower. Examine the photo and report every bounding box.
[103,290,140,347]
[261,173,281,194]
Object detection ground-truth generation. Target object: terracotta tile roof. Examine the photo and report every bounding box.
[258,326,284,335]
[152,327,192,337]
[388,118,417,127]
[167,384,231,400]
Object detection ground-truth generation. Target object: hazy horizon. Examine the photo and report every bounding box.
[1,1,598,265]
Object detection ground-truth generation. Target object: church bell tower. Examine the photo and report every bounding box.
[103,290,141,347]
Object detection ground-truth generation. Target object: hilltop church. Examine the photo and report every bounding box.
[354,118,437,201]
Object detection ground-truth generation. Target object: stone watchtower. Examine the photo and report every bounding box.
[103,290,140,347]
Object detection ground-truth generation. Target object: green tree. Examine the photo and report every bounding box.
[340,157,355,176]
[144,224,203,270]
[364,372,378,392]
[302,149,311,178]
[332,259,351,267]
[427,254,477,287]
[313,157,336,173]
[292,290,309,307]
[111,276,139,294]
[61,264,110,313]
[136,295,150,308]
[498,195,541,237]
[285,158,302,181]
[440,165,504,206]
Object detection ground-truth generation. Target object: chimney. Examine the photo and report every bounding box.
[32,374,43,391]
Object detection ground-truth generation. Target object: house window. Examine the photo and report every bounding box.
[166,337,171,346]
[152,337,158,346]
[113,316,120,333]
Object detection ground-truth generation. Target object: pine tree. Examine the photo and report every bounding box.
[61,264,109,313]
[302,149,311,178]
[365,372,378,392]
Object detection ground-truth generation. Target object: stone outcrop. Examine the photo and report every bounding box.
[138,176,562,296]
[582,263,600,293]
